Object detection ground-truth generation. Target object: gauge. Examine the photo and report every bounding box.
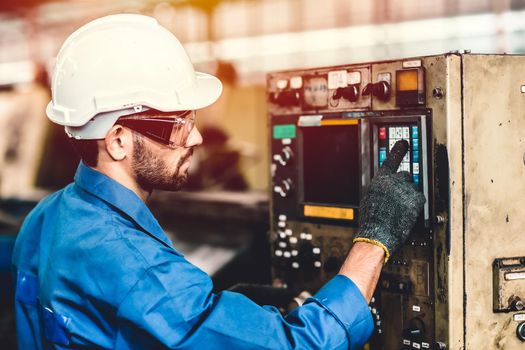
[302,75,328,109]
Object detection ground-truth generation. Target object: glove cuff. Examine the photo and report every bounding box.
[352,237,390,264]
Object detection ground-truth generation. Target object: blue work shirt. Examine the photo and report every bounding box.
[12,162,373,349]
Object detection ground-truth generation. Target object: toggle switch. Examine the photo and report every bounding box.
[363,81,391,101]
[269,90,300,107]
[332,85,359,102]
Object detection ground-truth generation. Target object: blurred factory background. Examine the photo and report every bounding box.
[1,0,525,348]
[2,0,525,195]
[2,0,525,194]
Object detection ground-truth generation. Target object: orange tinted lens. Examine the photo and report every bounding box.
[169,111,195,146]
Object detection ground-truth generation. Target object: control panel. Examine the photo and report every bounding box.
[268,54,525,349]
[267,61,437,350]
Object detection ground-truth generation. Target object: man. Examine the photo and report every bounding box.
[12,14,424,349]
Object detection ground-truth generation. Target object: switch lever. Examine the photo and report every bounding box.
[333,85,359,102]
[363,81,391,101]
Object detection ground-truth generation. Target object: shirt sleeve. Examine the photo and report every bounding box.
[116,259,373,350]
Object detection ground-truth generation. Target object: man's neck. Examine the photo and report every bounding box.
[93,162,150,202]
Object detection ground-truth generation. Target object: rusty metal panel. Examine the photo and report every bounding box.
[424,54,464,350]
[463,54,525,350]
[493,257,525,313]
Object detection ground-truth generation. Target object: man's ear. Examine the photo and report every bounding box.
[104,124,131,161]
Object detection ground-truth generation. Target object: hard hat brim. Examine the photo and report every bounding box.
[191,72,223,110]
[146,70,223,113]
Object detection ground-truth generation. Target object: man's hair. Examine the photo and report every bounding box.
[69,138,99,167]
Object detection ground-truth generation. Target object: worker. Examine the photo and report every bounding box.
[12,14,425,350]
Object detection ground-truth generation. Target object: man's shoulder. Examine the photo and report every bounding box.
[15,181,191,283]
[18,184,117,237]
[20,183,108,222]
[19,182,179,262]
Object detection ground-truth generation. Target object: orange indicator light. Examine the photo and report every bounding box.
[397,69,419,91]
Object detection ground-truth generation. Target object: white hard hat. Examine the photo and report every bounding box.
[46,14,222,139]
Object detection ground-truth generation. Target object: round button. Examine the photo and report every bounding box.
[517,322,525,341]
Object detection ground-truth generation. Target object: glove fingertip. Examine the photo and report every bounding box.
[378,140,409,176]
[396,170,412,183]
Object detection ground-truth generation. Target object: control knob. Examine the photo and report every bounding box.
[333,85,359,102]
[273,146,294,166]
[273,178,293,198]
[269,90,300,107]
[363,80,391,101]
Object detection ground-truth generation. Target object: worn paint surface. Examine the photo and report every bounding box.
[266,53,525,350]
[425,54,464,350]
[463,54,525,349]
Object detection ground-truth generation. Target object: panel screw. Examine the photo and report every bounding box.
[432,87,444,100]
[512,299,525,311]
[435,341,447,349]
[435,215,447,224]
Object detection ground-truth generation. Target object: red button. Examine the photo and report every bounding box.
[379,127,386,140]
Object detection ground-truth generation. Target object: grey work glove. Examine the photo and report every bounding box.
[353,140,426,262]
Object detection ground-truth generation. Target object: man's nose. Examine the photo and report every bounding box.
[185,126,203,148]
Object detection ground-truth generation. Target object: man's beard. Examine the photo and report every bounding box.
[131,134,192,192]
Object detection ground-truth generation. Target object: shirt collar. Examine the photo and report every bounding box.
[74,161,174,248]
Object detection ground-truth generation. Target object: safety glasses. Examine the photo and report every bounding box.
[117,110,195,149]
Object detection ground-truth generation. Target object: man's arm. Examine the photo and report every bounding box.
[339,242,384,302]
[344,140,426,302]
[117,258,375,350]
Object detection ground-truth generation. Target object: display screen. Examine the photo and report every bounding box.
[301,124,360,206]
